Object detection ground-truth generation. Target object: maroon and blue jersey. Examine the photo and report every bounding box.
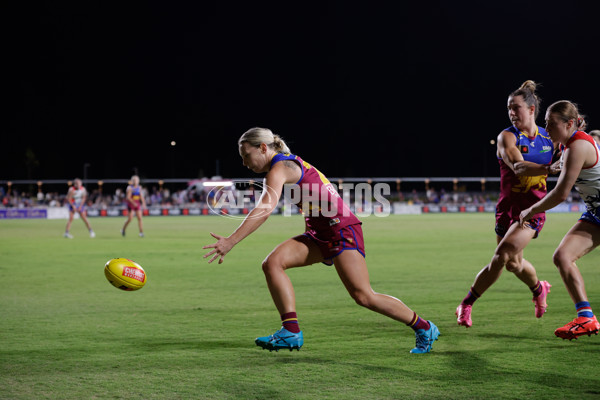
[129,185,141,202]
[127,185,142,210]
[270,153,361,237]
[496,125,553,233]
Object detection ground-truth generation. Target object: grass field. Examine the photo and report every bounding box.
[1,213,600,399]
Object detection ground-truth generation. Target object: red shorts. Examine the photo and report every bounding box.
[127,201,141,211]
[495,211,545,238]
[302,223,365,266]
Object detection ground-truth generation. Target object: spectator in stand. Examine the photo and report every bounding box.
[113,188,124,206]
[149,186,161,206]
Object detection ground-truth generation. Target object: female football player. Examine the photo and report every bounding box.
[455,81,555,327]
[64,178,95,238]
[520,100,600,340]
[121,175,146,237]
[203,127,440,354]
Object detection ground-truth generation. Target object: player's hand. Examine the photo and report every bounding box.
[202,232,234,264]
[513,161,528,175]
[549,160,562,175]
[519,207,534,229]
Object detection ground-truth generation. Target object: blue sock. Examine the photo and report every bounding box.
[576,301,594,318]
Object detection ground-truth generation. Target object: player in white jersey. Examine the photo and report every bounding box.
[64,178,95,238]
[520,100,600,340]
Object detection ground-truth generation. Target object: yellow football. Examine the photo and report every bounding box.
[104,258,147,291]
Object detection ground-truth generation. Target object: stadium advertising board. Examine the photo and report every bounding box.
[0,209,47,219]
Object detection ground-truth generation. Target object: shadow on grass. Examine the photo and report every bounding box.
[440,349,600,396]
[139,339,250,351]
[441,350,490,373]
[477,332,536,340]
[533,371,600,395]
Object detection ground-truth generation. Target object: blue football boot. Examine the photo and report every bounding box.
[410,321,440,354]
[255,327,304,352]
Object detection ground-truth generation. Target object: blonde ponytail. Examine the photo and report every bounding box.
[238,127,291,154]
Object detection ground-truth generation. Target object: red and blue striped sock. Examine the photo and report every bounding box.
[281,312,300,333]
[576,301,594,318]
[407,312,430,331]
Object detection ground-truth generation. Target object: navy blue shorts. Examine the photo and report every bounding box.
[68,202,86,213]
[580,210,600,227]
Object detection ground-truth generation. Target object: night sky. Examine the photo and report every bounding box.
[4,1,600,181]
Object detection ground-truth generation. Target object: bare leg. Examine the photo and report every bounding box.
[122,213,133,232]
[65,211,75,232]
[79,211,93,231]
[472,222,538,296]
[552,221,600,304]
[136,209,144,233]
[334,249,415,324]
[261,236,323,315]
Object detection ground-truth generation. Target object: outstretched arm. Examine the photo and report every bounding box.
[519,142,587,226]
[202,164,289,264]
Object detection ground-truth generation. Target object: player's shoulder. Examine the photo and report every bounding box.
[269,156,302,184]
[567,134,595,150]
[271,153,301,169]
[499,126,518,136]
[498,127,518,144]
[566,131,594,148]
[270,157,300,172]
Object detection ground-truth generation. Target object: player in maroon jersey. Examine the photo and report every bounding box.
[121,175,146,238]
[456,81,556,328]
[203,127,439,354]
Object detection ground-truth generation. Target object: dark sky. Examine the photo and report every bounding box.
[4,1,600,181]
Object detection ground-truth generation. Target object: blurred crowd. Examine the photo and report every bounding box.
[0,182,582,210]
[0,185,208,209]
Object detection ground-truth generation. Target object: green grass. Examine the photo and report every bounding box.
[1,213,600,399]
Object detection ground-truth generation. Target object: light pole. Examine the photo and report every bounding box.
[170,140,176,178]
[83,163,91,184]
